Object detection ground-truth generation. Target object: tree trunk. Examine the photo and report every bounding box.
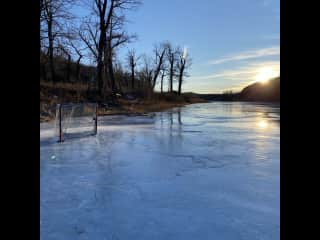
[152,50,165,90]
[116,74,123,95]
[97,61,104,96]
[178,59,185,95]
[76,56,82,82]
[178,75,182,95]
[169,61,174,92]
[160,72,164,93]
[126,75,129,88]
[105,45,116,96]
[66,54,71,82]
[47,15,55,83]
[108,59,116,94]
[97,24,106,98]
[131,66,135,90]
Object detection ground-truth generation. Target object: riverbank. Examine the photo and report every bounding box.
[40,98,206,123]
[40,77,280,122]
[98,97,205,116]
[40,81,207,122]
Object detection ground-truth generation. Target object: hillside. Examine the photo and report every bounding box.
[187,77,280,102]
[239,77,280,102]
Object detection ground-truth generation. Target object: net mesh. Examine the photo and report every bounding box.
[55,103,97,141]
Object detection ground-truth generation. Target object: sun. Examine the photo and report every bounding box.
[257,120,268,129]
[255,67,278,84]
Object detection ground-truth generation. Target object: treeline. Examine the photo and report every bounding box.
[40,0,191,101]
[199,77,280,102]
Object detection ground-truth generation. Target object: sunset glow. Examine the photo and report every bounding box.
[255,67,278,84]
[257,120,268,129]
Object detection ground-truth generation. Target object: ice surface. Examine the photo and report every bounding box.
[40,102,280,240]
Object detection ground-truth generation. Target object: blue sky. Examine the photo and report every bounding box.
[73,0,280,93]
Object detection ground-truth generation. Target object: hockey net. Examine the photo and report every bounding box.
[55,103,97,142]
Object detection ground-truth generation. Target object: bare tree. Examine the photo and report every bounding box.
[126,49,140,90]
[105,15,134,94]
[151,43,167,90]
[57,44,72,82]
[41,0,74,82]
[140,55,153,90]
[113,60,127,92]
[165,42,178,92]
[160,68,166,94]
[80,0,140,99]
[40,0,46,51]
[69,40,85,82]
[176,47,192,95]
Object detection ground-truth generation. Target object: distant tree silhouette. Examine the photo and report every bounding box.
[160,69,166,93]
[126,49,141,91]
[151,42,167,90]
[57,44,72,82]
[164,42,178,92]
[176,47,191,95]
[69,39,85,82]
[140,54,153,91]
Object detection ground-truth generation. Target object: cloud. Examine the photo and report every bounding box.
[188,60,280,93]
[208,46,280,65]
[196,69,258,81]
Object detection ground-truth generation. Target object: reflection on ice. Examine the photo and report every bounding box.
[40,102,280,240]
[257,119,268,129]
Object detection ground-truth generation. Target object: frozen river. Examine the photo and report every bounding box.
[40,101,280,240]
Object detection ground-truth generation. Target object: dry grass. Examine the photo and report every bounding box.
[98,100,185,115]
[98,95,206,116]
[40,80,91,122]
[40,81,90,91]
[40,81,207,122]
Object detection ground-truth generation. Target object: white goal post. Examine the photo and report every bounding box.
[55,103,98,142]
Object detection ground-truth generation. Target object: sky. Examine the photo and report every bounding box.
[73,0,280,94]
